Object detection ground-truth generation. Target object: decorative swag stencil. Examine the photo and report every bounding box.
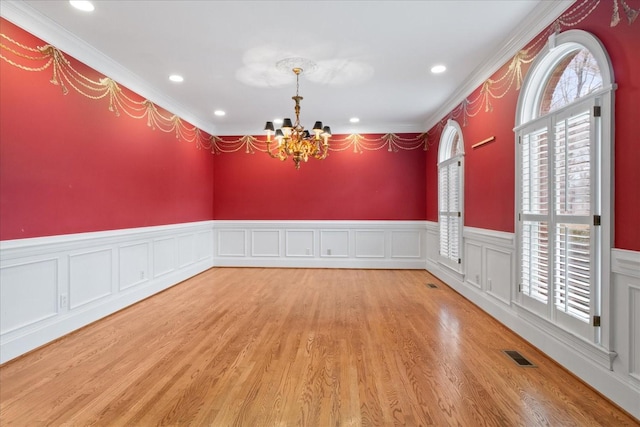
[1,0,636,154]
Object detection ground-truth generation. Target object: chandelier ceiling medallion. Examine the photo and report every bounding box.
[264,60,331,170]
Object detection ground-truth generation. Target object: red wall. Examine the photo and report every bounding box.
[0,19,426,242]
[0,19,215,240]
[425,1,640,251]
[3,0,637,250]
[213,136,426,220]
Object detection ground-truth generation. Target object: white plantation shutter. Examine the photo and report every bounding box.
[439,158,461,265]
[439,165,450,258]
[518,100,599,336]
[520,127,550,302]
[553,109,594,323]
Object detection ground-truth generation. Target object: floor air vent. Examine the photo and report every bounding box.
[503,350,536,367]
[425,283,438,289]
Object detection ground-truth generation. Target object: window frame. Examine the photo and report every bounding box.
[438,120,465,273]
[515,29,615,347]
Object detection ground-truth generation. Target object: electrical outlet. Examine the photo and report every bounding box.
[327,248,332,256]
[59,294,67,309]
[140,270,145,280]
[306,248,311,255]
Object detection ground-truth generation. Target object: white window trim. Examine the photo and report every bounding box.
[515,29,615,352]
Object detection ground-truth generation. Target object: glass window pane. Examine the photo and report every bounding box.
[450,133,461,157]
[539,48,602,116]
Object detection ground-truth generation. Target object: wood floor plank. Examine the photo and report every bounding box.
[1,267,637,426]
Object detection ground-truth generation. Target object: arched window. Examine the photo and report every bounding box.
[515,30,614,343]
[438,120,464,271]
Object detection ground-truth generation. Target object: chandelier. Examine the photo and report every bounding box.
[264,67,331,170]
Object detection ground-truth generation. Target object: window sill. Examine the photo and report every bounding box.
[513,301,617,370]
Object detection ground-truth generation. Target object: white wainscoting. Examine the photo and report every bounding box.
[213,221,427,269]
[425,221,640,420]
[611,249,640,390]
[0,221,214,364]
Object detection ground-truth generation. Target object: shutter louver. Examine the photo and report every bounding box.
[520,126,550,302]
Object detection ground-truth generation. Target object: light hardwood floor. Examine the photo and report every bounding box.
[1,268,637,426]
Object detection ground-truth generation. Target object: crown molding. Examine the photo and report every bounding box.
[2,0,575,138]
[0,0,217,136]
[422,0,574,132]
[215,122,428,137]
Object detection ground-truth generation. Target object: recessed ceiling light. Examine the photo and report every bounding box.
[349,117,360,123]
[169,74,184,83]
[273,118,283,125]
[431,64,447,74]
[69,1,94,12]
[214,110,226,117]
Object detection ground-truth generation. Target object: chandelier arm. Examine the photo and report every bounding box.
[265,140,279,158]
[266,140,286,160]
[313,143,330,160]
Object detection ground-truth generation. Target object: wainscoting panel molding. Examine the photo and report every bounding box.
[285,230,315,257]
[153,237,176,278]
[217,230,247,257]
[320,230,349,258]
[69,248,113,310]
[485,246,513,306]
[251,230,281,257]
[355,230,385,258]
[214,221,427,269]
[178,234,196,268]
[391,230,422,259]
[425,221,640,419]
[464,241,482,289]
[0,259,58,335]
[119,242,150,291]
[0,221,214,364]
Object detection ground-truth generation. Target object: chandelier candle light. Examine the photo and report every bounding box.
[264,67,331,170]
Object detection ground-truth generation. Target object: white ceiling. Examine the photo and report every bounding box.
[3,1,572,136]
